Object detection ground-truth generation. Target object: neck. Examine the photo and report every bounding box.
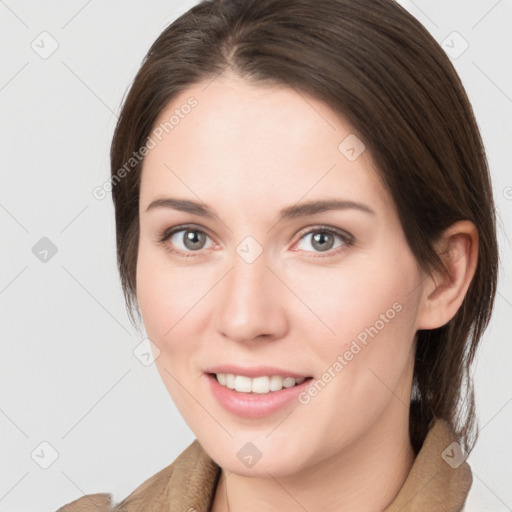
[211,407,415,512]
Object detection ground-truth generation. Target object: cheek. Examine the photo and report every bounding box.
[291,252,421,426]
[136,243,200,337]
[286,250,420,357]
[136,258,174,341]
[136,245,219,381]
[135,250,203,410]
[288,256,420,447]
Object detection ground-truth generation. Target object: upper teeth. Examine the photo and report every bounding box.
[215,373,306,394]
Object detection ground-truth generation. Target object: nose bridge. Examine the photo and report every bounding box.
[214,243,287,342]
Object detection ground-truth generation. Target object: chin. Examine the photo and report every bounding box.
[198,433,314,478]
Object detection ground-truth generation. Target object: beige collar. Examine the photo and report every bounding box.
[382,418,472,511]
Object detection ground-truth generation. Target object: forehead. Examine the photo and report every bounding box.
[140,75,389,212]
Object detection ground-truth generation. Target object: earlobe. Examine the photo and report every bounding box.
[417,220,479,330]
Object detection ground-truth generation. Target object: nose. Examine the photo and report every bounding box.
[214,246,289,344]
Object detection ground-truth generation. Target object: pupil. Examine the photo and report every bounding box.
[313,232,333,251]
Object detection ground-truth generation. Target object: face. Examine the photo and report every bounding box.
[136,72,426,477]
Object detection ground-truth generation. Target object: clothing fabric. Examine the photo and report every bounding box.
[56,418,472,511]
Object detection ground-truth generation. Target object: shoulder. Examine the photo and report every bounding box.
[55,440,220,512]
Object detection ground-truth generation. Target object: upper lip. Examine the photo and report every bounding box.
[205,365,310,379]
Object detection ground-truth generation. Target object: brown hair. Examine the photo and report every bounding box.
[110,0,498,454]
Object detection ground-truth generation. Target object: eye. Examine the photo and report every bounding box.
[157,224,354,259]
[157,225,214,259]
[293,226,353,257]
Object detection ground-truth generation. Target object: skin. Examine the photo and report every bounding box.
[136,71,478,512]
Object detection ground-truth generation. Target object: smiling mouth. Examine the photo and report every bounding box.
[209,373,313,394]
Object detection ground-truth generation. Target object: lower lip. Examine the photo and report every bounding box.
[206,373,312,418]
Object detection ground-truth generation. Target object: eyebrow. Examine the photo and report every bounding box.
[145,197,375,220]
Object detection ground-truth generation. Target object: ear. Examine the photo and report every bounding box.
[416,220,479,330]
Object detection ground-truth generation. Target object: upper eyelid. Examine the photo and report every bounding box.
[295,225,353,241]
[161,223,214,240]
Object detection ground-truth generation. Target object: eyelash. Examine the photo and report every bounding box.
[156,224,354,260]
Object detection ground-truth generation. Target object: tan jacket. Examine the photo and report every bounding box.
[57,418,472,511]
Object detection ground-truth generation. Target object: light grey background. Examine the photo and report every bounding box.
[1,1,511,511]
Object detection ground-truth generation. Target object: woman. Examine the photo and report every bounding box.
[58,0,498,510]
